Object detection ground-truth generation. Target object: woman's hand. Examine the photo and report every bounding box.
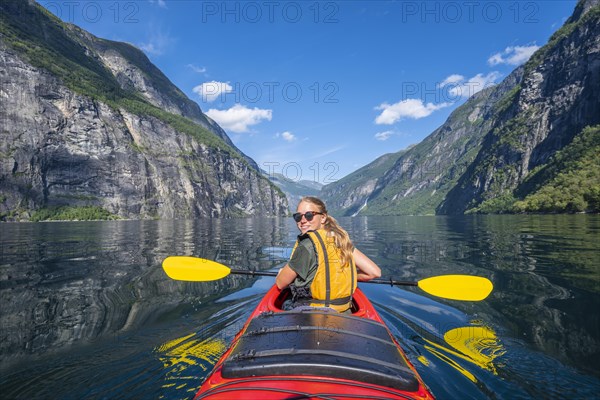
[353,248,382,281]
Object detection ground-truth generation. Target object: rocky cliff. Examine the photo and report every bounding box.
[0,0,287,220]
[439,0,600,214]
[322,0,599,215]
[322,68,525,216]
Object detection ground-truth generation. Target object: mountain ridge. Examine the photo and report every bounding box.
[439,1,600,214]
[322,0,599,216]
[322,66,525,215]
[266,173,322,213]
[0,0,287,220]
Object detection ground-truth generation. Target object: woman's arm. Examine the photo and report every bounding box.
[276,265,298,289]
[353,248,382,281]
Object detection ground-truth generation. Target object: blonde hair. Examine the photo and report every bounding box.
[299,196,354,267]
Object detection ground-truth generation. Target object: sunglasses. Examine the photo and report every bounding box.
[293,211,324,222]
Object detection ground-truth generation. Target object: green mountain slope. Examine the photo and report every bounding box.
[472,125,600,213]
[0,0,287,220]
[440,2,600,214]
[267,173,323,213]
[321,69,524,216]
[322,152,405,215]
[322,0,599,216]
[0,0,236,156]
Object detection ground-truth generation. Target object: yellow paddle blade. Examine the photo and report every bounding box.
[162,256,231,281]
[417,275,493,301]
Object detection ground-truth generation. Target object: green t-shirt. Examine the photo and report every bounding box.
[288,238,318,287]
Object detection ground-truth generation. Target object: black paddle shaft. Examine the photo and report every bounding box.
[228,269,418,287]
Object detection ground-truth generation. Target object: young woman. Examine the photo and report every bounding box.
[276,196,381,312]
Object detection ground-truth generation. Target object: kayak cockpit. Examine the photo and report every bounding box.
[267,286,372,317]
[220,309,420,392]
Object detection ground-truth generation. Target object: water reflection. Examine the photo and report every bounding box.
[0,218,292,363]
[471,216,600,379]
[156,333,226,394]
[342,215,600,380]
[1,215,598,399]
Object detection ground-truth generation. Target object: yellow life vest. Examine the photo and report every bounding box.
[295,229,357,312]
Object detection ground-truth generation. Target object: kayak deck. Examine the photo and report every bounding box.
[196,285,434,399]
[222,310,419,391]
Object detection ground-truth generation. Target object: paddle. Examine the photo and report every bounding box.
[162,256,493,301]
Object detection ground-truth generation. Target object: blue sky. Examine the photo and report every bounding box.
[41,0,577,184]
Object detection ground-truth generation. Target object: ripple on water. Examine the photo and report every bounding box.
[362,283,518,400]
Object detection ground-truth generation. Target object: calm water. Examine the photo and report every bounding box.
[0,215,599,399]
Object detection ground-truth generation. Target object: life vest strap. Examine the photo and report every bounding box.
[309,295,352,306]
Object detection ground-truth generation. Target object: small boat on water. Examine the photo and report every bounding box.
[194,284,435,399]
[162,256,492,399]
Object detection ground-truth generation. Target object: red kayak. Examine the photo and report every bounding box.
[195,285,435,399]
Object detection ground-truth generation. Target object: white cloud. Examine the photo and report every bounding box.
[280,131,296,142]
[206,104,272,133]
[314,145,345,159]
[374,99,450,125]
[139,29,173,56]
[139,41,163,55]
[193,81,232,102]
[374,130,395,141]
[439,74,465,87]
[442,72,503,99]
[149,0,167,8]
[187,64,207,74]
[488,45,540,66]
